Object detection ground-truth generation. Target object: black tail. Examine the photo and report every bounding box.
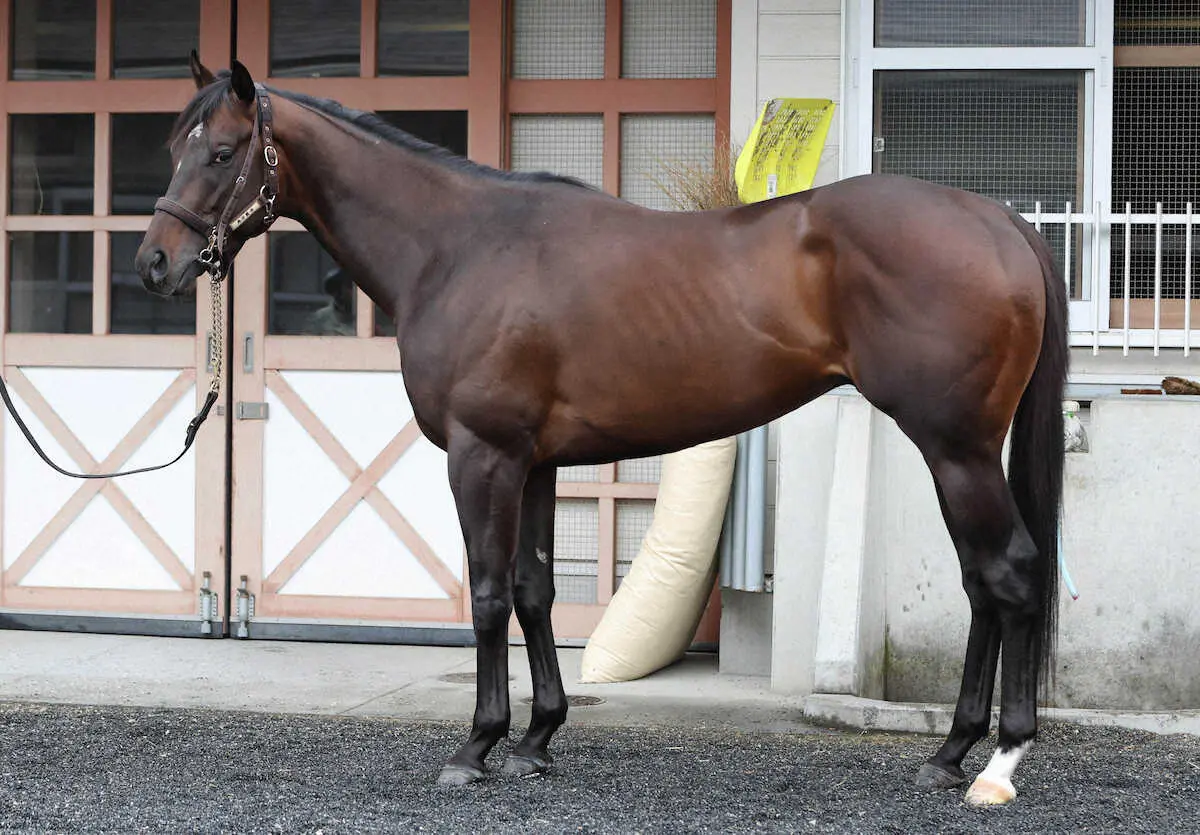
[1005,212,1068,700]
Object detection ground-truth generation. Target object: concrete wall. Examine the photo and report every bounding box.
[768,391,1200,710]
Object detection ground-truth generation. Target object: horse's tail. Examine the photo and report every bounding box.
[1006,211,1068,699]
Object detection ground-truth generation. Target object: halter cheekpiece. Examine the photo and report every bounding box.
[153,83,280,280]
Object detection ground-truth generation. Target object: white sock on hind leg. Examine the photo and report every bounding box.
[965,741,1032,806]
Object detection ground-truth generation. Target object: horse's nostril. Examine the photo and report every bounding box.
[149,250,169,282]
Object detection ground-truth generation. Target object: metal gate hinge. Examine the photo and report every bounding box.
[236,401,269,420]
[235,575,255,639]
[198,571,218,636]
[873,136,885,153]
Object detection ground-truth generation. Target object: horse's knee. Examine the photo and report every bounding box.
[513,581,552,623]
[471,589,513,634]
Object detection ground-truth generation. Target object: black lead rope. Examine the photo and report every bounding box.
[0,380,219,479]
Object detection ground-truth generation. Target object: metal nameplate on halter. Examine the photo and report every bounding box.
[229,198,264,232]
[236,401,269,420]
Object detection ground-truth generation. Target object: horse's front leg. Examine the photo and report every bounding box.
[502,465,567,777]
[437,426,530,787]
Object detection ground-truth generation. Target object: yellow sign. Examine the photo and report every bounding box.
[734,98,836,203]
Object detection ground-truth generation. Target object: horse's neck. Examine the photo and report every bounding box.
[276,102,473,330]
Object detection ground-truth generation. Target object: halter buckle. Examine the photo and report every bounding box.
[264,145,278,167]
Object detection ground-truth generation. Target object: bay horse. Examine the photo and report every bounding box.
[136,57,1066,807]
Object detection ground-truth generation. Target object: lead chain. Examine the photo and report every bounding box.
[208,275,223,395]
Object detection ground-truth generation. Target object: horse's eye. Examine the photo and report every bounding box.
[212,148,234,166]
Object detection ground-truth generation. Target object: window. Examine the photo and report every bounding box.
[110,233,196,334]
[1111,3,1200,309]
[8,232,93,333]
[1115,1,1200,45]
[9,114,94,215]
[510,116,605,189]
[511,0,605,80]
[620,114,715,209]
[873,71,1082,214]
[270,0,360,78]
[112,0,200,79]
[9,0,95,80]
[874,0,1089,47]
[857,1,1107,327]
[377,0,469,77]
[622,0,717,78]
[111,114,176,216]
[268,232,351,336]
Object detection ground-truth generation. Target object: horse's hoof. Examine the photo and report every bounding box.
[436,764,485,787]
[965,775,1017,807]
[915,762,965,790]
[501,754,551,778]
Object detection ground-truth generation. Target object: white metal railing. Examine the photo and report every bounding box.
[1019,201,1197,357]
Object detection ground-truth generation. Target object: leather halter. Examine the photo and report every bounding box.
[154,83,280,280]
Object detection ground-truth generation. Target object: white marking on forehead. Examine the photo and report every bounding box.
[187,123,205,141]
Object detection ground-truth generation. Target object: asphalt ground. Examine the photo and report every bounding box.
[1,701,1196,834]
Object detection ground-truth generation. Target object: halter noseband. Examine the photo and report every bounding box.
[154,83,280,280]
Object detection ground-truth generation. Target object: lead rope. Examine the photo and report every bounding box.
[0,274,223,480]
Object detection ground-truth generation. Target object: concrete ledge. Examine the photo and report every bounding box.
[804,693,1200,737]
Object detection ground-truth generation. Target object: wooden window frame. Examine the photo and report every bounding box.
[504,0,732,195]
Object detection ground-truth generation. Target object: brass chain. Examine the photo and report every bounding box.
[208,275,223,395]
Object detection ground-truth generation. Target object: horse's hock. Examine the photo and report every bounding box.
[748,391,1200,711]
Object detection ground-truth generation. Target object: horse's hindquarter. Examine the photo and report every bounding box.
[807,175,1047,439]
[535,198,848,462]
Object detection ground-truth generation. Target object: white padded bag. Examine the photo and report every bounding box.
[579,437,737,683]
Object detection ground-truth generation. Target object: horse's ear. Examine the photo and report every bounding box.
[229,59,256,104]
[189,50,215,89]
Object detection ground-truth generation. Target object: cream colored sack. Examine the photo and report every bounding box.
[579,437,737,683]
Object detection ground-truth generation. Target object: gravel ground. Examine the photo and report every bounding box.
[0,701,1197,834]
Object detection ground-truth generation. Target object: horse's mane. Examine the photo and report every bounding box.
[171,71,594,190]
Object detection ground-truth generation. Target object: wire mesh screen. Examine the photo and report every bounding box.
[617,457,662,483]
[553,499,599,604]
[1112,68,1200,300]
[620,114,715,210]
[874,0,1087,46]
[510,115,605,189]
[874,70,1083,295]
[512,0,605,79]
[557,465,601,482]
[615,500,655,589]
[1115,1,1200,46]
[622,0,717,79]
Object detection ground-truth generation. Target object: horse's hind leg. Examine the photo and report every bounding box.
[437,427,530,787]
[916,449,1042,805]
[502,464,568,777]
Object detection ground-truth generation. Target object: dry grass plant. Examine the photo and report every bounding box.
[650,138,742,212]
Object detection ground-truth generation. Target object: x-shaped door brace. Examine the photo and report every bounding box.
[261,371,462,598]
[4,368,197,589]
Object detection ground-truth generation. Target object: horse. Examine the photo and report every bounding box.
[136,55,1066,807]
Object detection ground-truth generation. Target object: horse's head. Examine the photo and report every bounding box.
[136,52,278,296]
